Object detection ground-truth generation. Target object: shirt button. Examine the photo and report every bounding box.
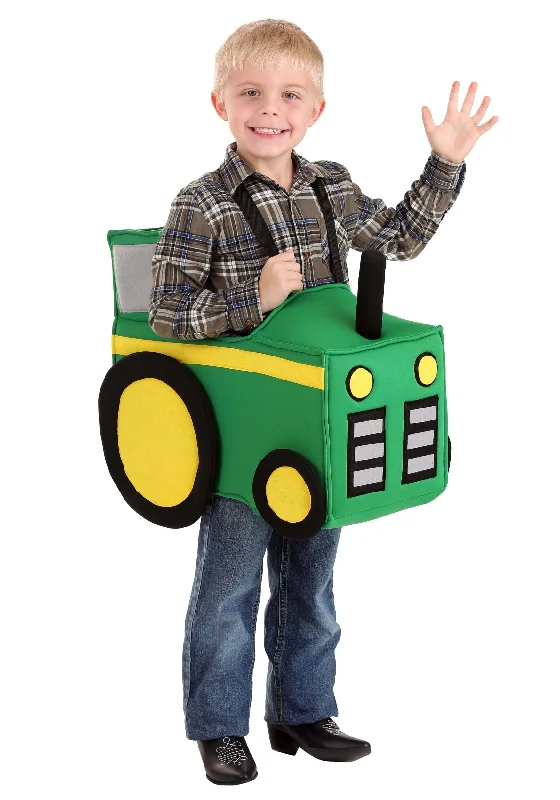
[245,318,255,328]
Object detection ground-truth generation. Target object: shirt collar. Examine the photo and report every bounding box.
[218,140,332,196]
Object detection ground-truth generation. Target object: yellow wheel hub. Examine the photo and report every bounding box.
[265,466,312,523]
[117,378,198,507]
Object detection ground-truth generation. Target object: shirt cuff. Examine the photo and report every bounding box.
[223,274,264,333]
[423,149,466,193]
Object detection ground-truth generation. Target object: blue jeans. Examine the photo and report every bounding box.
[182,493,342,740]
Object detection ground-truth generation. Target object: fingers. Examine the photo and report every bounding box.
[269,248,300,275]
[458,81,479,115]
[280,248,299,266]
[447,80,460,113]
[472,95,492,123]
[479,115,499,134]
[448,81,496,125]
[448,80,479,115]
[421,105,435,133]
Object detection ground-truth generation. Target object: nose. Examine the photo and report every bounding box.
[256,93,282,116]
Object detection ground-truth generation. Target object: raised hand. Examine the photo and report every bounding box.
[421,81,498,163]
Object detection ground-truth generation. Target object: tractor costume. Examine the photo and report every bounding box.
[98,141,464,758]
[99,149,457,539]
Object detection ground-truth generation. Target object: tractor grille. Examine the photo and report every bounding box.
[402,396,438,484]
[347,407,386,497]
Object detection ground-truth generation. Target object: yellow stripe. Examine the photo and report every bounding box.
[112,335,325,390]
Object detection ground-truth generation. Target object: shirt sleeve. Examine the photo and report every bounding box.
[349,150,466,260]
[149,189,264,340]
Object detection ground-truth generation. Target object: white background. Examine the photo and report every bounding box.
[2,0,558,797]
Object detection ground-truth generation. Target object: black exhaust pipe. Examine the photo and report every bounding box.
[356,249,386,340]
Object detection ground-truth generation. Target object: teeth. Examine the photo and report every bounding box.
[252,127,284,134]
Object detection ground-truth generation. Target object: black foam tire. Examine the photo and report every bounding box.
[252,449,326,540]
[98,351,219,529]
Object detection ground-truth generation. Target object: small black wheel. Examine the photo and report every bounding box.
[98,351,219,529]
[252,449,326,539]
[448,435,452,469]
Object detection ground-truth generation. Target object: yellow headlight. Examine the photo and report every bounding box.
[415,353,438,386]
[347,366,373,399]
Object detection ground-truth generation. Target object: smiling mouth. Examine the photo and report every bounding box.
[249,127,289,135]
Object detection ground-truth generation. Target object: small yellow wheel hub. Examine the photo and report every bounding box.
[117,377,198,507]
[266,466,312,523]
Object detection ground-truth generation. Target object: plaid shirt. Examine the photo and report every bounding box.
[149,141,466,340]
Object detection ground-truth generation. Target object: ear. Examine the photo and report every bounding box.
[211,91,228,121]
[308,98,326,127]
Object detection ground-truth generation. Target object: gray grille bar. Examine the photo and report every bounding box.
[402,396,438,484]
[347,407,386,497]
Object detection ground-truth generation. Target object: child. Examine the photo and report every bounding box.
[149,17,496,787]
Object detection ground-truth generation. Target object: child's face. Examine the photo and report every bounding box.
[211,61,325,164]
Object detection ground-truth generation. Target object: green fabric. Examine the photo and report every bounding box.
[109,228,449,529]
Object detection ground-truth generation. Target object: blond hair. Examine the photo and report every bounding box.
[213,19,324,107]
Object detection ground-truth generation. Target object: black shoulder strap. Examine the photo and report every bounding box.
[232,177,345,284]
[310,178,345,284]
[233,181,279,258]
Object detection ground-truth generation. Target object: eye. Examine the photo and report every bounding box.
[243,90,299,99]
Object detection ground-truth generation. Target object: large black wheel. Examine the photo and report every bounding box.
[98,351,219,529]
[252,449,326,540]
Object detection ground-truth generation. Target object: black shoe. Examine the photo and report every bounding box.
[197,735,258,785]
[268,717,371,762]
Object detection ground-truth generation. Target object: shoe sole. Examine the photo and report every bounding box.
[206,771,258,785]
[271,743,370,762]
[303,746,370,762]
